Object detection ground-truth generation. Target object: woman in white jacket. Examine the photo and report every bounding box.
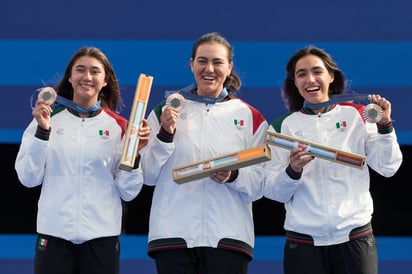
[141,32,268,274]
[264,46,403,274]
[15,47,150,274]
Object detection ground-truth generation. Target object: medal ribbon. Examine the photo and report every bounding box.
[303,93,383,123]
[303,93,371,109]
[164,84,229,104]
[32,88,101,114]
[54,95,101,114]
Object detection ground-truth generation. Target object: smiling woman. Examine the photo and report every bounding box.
[1,40,412,145]
[264,46,403,274]
[12,47,151,274]
[1,2,412,274]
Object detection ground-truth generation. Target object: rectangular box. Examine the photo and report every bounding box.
[119,74,153,171]
[264,130,366,169]
[172,145,271,184]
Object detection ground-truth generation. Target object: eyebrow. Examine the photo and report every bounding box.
[296,66,324,74]
[196,56,226,62]
[74,64,103,70]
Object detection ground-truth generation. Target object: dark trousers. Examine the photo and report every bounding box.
[34,234,120,274]
[284,233,378,274]
[153,247,250,274]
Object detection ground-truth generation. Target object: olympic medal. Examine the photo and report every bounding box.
[166,93,185,112]
[363,103,382,123]
[38,87,57,105]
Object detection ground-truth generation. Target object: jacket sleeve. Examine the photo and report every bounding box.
[263,125,303,203]
[226,117,269,202]
[15,119,48,188]
[113,167,144,202]
[111,135,143,201]
[140,109,175,186]
[365,123,403,177]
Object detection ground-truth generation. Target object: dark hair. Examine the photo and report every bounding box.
[281,46,346,112]
[191,32,241,92]
[55,47,123,112]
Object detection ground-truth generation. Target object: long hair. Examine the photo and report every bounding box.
[55,47,123,112]
[282,46,346,112]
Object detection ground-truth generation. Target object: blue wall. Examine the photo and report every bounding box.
[2,235,412,274]
[1,1,412,270]
[1,0,412,144]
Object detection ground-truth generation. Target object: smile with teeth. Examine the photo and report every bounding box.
[81,84,93,88]
[203,76,215,81]
[306,87,320,92]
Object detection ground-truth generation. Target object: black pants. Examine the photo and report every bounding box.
[153,247,250,274]
[284,233,378,274]
[34,234,120,274]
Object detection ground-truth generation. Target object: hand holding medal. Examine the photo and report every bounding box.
[166,93,186,112]
[303,92,392,124]
[367,94,392,125]
[37,87,57,105]
[160,93,186,135]
[31,87,57,129]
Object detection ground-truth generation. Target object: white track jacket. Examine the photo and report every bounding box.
[141,95,268,258]
[264,103,403,246]
[15,108,143,244]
